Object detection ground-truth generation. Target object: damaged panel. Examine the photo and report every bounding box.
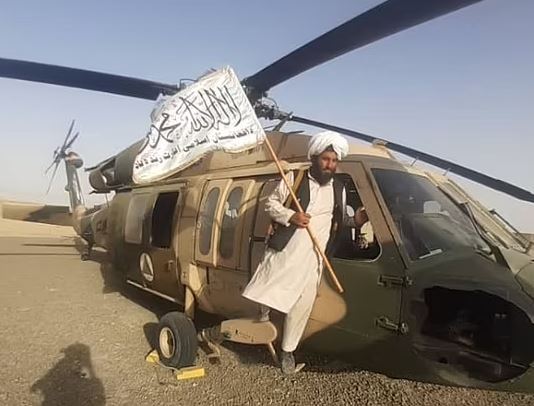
[404,250,534,386]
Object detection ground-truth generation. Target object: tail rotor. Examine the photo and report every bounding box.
[45,120,79,194]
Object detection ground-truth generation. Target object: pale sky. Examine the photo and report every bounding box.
[0,0,533,230]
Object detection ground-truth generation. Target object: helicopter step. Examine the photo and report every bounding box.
[198,318,279,364]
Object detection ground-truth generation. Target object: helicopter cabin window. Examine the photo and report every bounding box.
[333,173,380,260]
[371,168,491,261]
[199,187,220,256]
[124,194,150,244]
[151,192,179,249]
[219,187,243,259]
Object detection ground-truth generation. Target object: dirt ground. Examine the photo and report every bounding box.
[1,222,534,405]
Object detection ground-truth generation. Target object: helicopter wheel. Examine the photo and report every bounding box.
[155,311,198,369]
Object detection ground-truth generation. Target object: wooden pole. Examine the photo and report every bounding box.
[263,136,344,294]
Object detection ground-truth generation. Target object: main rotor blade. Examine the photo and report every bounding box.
[44,158,58,175]
[61,119,76,151]
[0,58,179,100]
[291,115,534,204]
[65,132,79,151]
[244,0,483,93]
[45,161,60,195]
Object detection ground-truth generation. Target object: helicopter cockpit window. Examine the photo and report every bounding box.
[372,168,491,261]
[124,194,150,244]
[219,187,243,259]
[333,174,380,260]
[199,188,220,256]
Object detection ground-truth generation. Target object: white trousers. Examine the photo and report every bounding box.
[280,272,318,352]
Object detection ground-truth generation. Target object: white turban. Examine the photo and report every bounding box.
[307,131,349,160]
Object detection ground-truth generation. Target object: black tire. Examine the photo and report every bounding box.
[155,311,198,368]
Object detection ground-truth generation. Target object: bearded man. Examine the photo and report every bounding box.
[242,131,367,374]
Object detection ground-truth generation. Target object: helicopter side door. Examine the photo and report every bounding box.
[194,178,260,318]
[120,191,151,281]
[298,161,407,369]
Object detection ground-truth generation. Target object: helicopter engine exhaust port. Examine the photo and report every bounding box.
[413,287,534,384]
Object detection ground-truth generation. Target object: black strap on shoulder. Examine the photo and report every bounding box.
[284,169,306,209]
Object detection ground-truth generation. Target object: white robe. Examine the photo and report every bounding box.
[242,172,335,314]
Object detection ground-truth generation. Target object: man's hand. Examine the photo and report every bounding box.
[290,212,311,228]
[354,207,368,228]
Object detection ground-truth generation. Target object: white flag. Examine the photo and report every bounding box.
[133,66,266,184]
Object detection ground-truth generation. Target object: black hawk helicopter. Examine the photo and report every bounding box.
[2,0,534,392]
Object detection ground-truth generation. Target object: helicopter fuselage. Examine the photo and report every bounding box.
[71,132,534,393]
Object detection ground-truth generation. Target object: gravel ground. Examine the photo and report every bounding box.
[1,233,534,406]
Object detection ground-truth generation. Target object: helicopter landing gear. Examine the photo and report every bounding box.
[197,326,223,361]
[81,243,93,261]
[155,311,198,369]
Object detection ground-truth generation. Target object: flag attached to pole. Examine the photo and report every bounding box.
[133,66,266,184]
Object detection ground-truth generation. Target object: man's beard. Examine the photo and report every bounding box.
[310,164,334,185]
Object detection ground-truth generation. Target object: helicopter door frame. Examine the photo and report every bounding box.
[301,160,407,369]
[246,176,280,276]
[143,185,184,300]
[195,179,232,267]
[358,158,414,268]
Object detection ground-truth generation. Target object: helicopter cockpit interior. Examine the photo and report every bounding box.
[372,168,491,261]
[333,173,381,261]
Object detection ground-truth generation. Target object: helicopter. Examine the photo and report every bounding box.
[2,0,534,393]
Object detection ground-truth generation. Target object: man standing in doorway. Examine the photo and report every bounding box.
[242,131,366,374]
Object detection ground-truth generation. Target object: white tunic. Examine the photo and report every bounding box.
[242,172,335,314]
